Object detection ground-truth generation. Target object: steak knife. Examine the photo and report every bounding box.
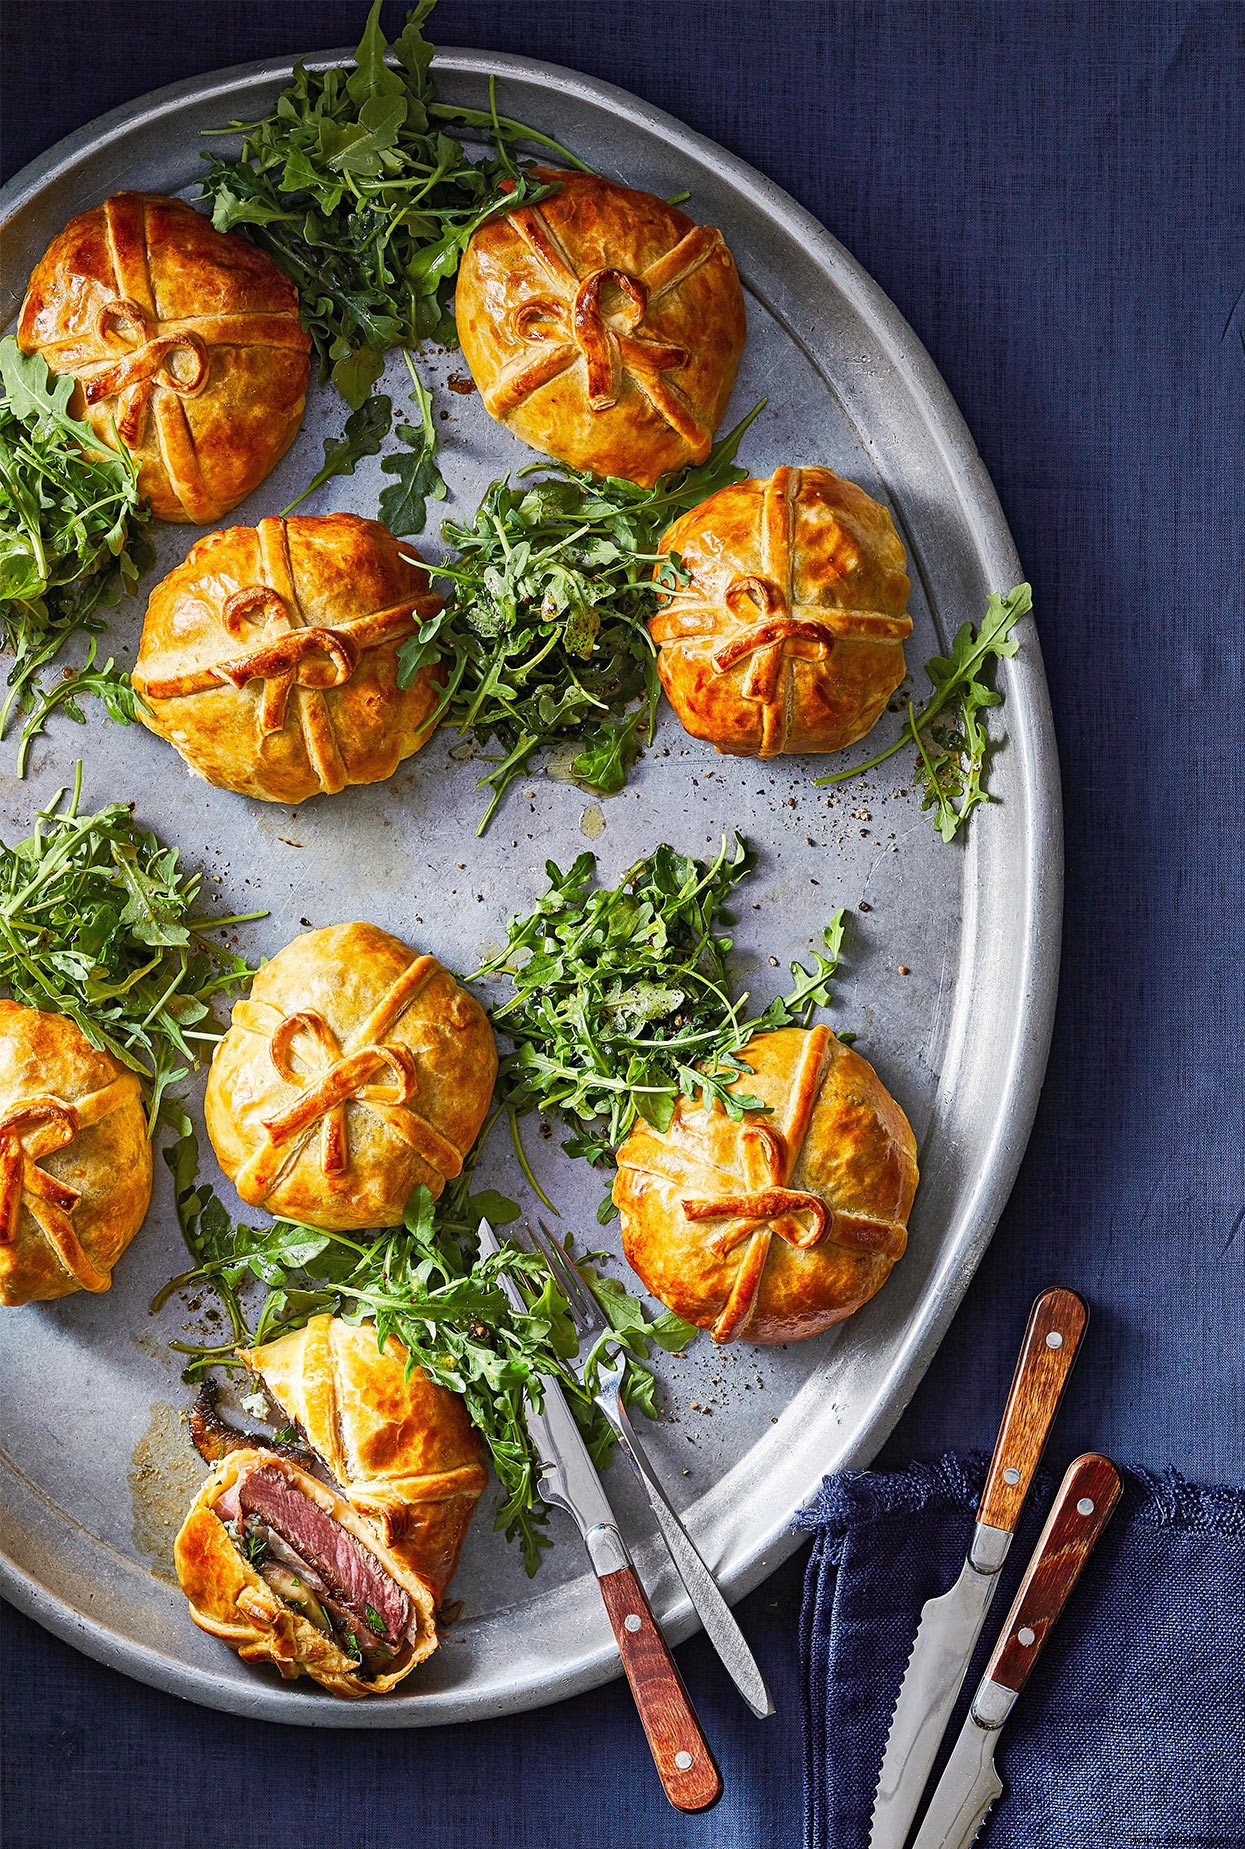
[909,1452,1122,1849]
[477,1221,722,1813]
[869,1286,1088,1848]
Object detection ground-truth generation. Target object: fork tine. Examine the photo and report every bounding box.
[531,1218,599,1326]
[528,1217,581,1299]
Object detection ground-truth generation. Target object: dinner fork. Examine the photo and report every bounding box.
[524,1219,775,1719]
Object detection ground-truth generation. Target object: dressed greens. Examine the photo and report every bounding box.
[0,339,151,765]
[0,768,262,1130]
[157,1133,695,1573]
[817,583,1032,841]
[199,0,583,408]
[398,404,764,831]
[471,835,846,1196]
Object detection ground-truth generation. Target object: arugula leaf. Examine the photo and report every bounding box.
[815,583,1032,841]
[378,353,447,536]
[280,391,393,516]
[398,402,765,832]
[470,834,847,1181]
[11,638,137,779]
[199,0,583,405]
[0,769,264,1130]
[157,1133,693,1575]
[0,338,152,759]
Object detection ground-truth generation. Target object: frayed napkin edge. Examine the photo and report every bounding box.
[792,1452,1245,1539]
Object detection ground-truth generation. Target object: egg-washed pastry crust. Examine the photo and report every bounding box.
[0,1000,152,1306]
[18,192,310,523]
[456,168,746,486]
[133,514,445,803]
[652,466,913,758]
[614,1025,917,1344]
[205,924,497,1232]
[242,1316,487,1600]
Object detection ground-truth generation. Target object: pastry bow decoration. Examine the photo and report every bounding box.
[82,296,209,443]
[140,518,439,794]
[652,467,914,756]
[676,1027,908,1342]
[36,194,307,519]
[494,202,725,451]
[233,956,467,1206]
[0,1076,142,1292]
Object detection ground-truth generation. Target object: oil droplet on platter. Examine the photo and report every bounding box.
[580,803,606,839]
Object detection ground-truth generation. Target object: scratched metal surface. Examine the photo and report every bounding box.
[0,49,1060,1724]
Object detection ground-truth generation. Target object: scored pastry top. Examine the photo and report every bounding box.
[205,924,497,1232]
[652,466,913,758]
[614,1025,918,1344]
[18,192,310,523]
[456,168,746,486]
[133,514,445,804]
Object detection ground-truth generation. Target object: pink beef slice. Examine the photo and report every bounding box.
[239,1466,410,1643]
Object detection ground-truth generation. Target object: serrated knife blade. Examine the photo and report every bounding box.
[906,1709,1004,1849]
[868,1541,1006,1847]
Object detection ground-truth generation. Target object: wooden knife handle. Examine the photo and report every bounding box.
[597,1564,722,1813]
[983,1452,1122,1696]
[977,1286,1088,1533]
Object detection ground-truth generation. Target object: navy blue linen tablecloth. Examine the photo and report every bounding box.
[2,5,1243,1846]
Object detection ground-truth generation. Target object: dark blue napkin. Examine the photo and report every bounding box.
[795,1455,1245,1849]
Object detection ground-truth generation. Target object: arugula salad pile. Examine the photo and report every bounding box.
[0,768,261,1130]
[473,835,845,1184]
[0,339,152,768]
[200,0,580,410]
[398,405,764,830]
[820,583,1032,841]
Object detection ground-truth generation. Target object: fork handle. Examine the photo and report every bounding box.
[596,1563,722,1812]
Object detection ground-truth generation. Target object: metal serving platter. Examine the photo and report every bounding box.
[0,47,1061,1725]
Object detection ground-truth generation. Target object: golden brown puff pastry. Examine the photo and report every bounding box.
[17,192,310,524]
[205,924,497,1232]
[613,1025,917,1345]
[132,514,444,804]
[241,1316,487,1600]
[0,1000,152,1306]
[174,1447,439,1698]
[651,466,914,758]
[455,169,746,487]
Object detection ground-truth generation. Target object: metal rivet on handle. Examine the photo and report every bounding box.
[674,1752,694,1771]
[1003,1466,1020,1485]
[1046,1331,1064,1348]
[624,1613,642,1632]
[1077,1497,1095,1515]
[1016,1626,1036,1646]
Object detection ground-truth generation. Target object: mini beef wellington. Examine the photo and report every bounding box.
[456,169,746,486]
[205,924,497,1232]
[0,1000,152,1305]
[651,466,913,758]
[175,1446,440,1698]
[132,514,445,803]
[18,192,310,523]
[240,1315,487,1600]
[613,1025,917,1344]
